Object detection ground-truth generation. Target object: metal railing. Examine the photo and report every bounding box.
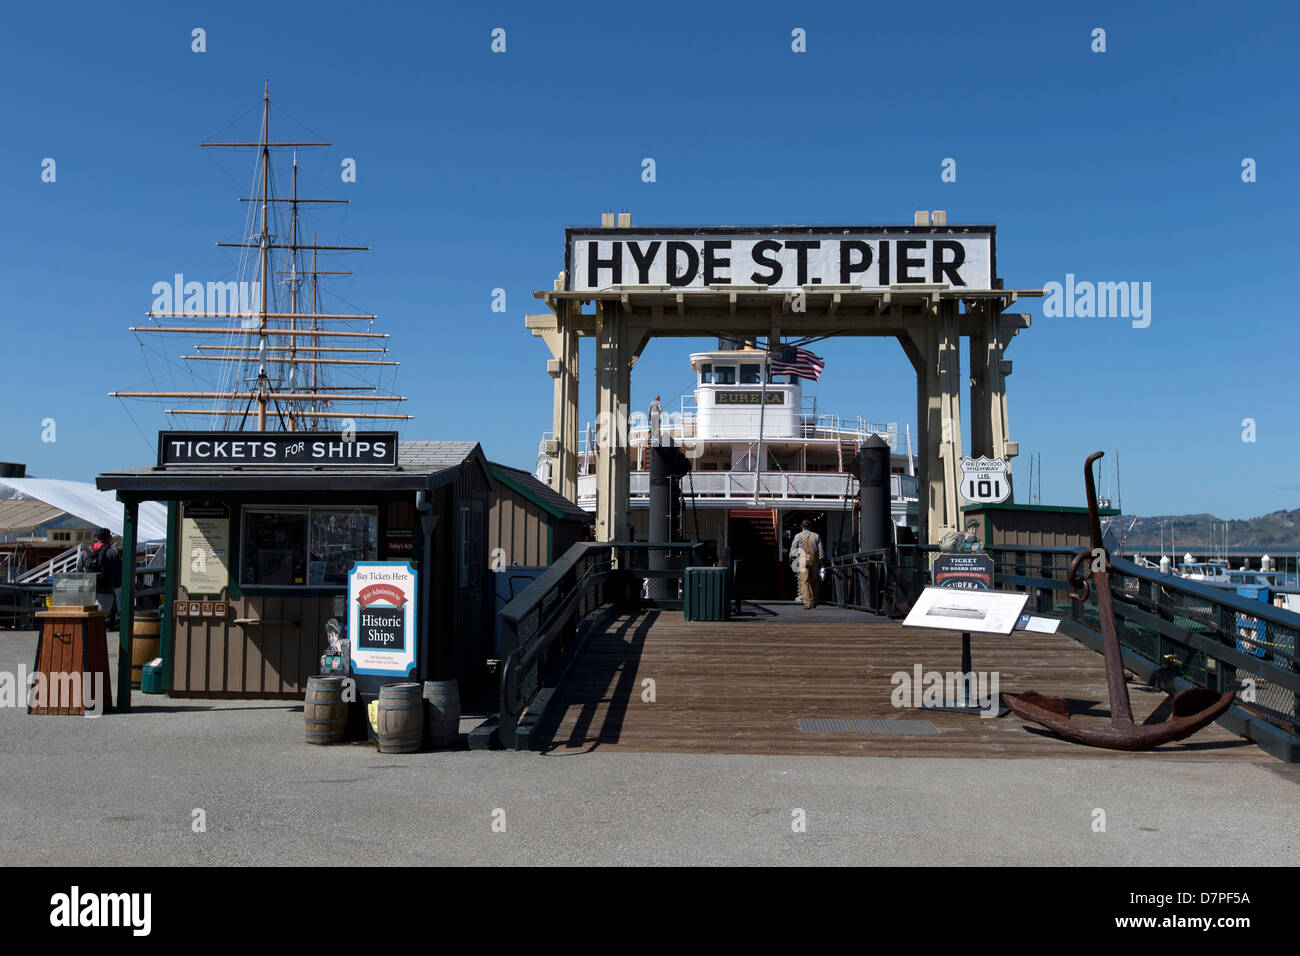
[495,541,703,749]
[973,544,1300,746]
[576,470,920,504]
[824,548,892,614]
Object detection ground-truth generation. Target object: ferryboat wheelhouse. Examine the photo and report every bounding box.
[537,342,920,598]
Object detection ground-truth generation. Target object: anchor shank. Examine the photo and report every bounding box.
[1093,567,1134,725]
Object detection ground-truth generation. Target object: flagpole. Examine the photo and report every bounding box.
[752,342,771,506]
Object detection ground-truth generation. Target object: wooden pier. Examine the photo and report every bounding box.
[536,603,1268,761]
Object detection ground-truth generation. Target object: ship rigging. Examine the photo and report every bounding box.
[111,82,411,431]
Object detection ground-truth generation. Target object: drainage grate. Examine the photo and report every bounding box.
[797,718,940,735]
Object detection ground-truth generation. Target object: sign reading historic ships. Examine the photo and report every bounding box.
[158,431,398,467]
[959,456,1011,504]
[347,561,417,678]
[568,226,994,292]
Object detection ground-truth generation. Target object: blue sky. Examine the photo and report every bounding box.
[2,0,1296,518]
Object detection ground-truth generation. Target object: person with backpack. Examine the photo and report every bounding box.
[789,519,824,609]
[78,527,123,630]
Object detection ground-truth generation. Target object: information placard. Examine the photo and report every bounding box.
[347,561,418,678]
[903,586,1028,635]
[179,502,230,596]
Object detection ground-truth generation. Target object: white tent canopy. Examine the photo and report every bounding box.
[0,478,168,544]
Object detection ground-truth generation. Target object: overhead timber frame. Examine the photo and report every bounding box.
[527,272,1041,547]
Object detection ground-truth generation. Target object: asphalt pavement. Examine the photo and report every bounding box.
[2,628,1296,866]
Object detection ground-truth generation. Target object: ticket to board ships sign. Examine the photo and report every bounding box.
[347,562,418,678]
[567,227,994,292]
[157,431,398,467]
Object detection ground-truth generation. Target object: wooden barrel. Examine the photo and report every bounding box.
[130,612,161,688]
[423,680,461,749]
[376,683,423,753]
[304,676,348,745]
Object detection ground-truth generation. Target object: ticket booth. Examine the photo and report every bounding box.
[96,434,495,705]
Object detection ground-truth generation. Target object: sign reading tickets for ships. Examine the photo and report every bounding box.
[157,431,398,467]
[347,562,417,678]
[567,226,994,292]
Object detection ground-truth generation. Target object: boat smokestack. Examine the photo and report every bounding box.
[859,435,892,553]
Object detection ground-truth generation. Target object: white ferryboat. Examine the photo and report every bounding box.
[1173,557,1281,590]
[536,342,920,598]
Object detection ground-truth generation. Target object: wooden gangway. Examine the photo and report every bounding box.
[534,602,1266,761]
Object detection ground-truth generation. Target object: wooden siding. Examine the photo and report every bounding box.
[489,492,549,567]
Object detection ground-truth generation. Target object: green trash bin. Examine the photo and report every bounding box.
[141,659,166,695]
[683,567,730,621]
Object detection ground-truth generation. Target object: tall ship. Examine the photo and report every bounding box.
[537,340,920,598]
[110,83,410,431]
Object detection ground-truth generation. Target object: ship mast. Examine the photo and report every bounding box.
[111,82,411,428]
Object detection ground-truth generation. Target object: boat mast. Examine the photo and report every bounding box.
[286,151,300,431]
[257,79,271,430]
[111,84,414,427]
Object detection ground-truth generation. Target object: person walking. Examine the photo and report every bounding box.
[789,519,824,609]
[78,527,123,631]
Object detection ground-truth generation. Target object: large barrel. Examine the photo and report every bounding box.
[130,611,161,688]
[376,683,423,753]
[423,680,461,749]
[305,676,348,744]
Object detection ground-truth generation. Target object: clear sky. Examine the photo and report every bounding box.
[2,0,1296,518]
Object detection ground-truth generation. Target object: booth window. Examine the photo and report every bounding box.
[740,363,762,384]
[713,365,736,384]
[240,506,378,588]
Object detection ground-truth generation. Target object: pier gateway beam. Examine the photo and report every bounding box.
[528,216,1039,545]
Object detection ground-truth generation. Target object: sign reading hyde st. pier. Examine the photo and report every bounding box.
[568,227,994,293]
[158,431,398,467]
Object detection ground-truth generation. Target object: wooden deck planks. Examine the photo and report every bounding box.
[535,609,1270,761]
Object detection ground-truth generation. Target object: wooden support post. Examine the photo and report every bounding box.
[594,302,629,543]
[116,497,139,711]
[561,305,580,503]
[901,301,963,546]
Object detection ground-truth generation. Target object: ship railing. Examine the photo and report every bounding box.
[494,540,704,750]
[918,543,1300,759]
[577,470,919,503]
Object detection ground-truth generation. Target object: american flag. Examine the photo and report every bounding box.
[770,346,825,381]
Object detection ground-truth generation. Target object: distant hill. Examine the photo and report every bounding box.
[1108,508,1300,551]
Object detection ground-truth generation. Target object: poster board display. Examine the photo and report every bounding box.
[347,561,418,678]
[179,503,230,595]
[931,553,995,590]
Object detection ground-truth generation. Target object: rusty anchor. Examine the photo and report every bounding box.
[1002,451,1235,750]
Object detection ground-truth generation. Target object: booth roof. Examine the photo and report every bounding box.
[489,461,592,523]
[96,440,493,497]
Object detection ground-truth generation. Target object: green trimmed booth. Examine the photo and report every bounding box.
[96,440,495,706]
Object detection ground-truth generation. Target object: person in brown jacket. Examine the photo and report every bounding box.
[789,520,824,609]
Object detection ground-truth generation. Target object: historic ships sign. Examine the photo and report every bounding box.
[567,226,995,292]
[347,562,418,678]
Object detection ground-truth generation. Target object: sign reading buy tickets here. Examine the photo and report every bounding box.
[347,561,418,678]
